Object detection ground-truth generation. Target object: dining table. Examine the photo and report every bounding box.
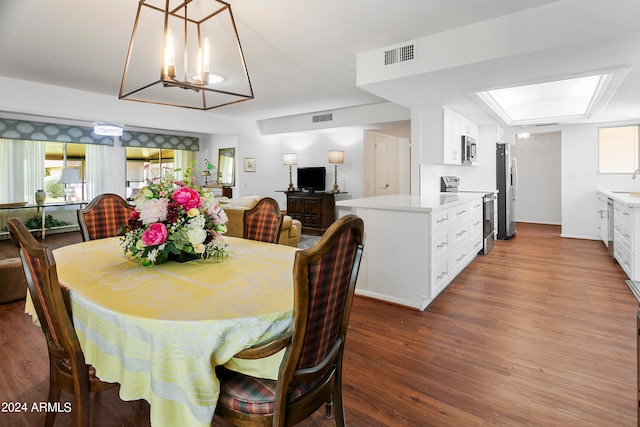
[26,236,298,427]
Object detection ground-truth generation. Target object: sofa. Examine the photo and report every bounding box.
[217,195,301,247]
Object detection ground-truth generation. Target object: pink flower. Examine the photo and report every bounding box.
[141,223,168,246]
[172,187,201,210]
[208,203,228,225]
[139,198,168,224]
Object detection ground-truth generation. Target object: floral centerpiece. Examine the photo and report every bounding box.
[121,170,228,266]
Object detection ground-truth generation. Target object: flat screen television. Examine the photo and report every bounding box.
[297,167,326,192]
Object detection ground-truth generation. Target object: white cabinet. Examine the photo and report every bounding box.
[417,106,479,166]
[614,201,634,277]
[336,194,483,310]
[597,194,608,245]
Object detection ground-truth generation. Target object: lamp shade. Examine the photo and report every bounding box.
[58,168,82,184]
[283,153,297,166]
[328,150,344,164]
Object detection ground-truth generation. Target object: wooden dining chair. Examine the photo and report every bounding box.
[77,193,133,241]
[214,214,365,427]
[7,218,117,427]
[243,197,284,244]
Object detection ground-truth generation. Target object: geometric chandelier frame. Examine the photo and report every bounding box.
[119,0,254,110]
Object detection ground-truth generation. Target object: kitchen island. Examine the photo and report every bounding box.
[598,190,640,280]
[336,193,484,310]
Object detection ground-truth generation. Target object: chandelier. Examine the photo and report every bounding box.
[119,0,254,110]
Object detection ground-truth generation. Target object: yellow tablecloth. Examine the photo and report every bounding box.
[44,236,296,427]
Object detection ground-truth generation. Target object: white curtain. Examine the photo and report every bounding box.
[85,144,106,200]
[173,149,196,179]
[0,139,45,203]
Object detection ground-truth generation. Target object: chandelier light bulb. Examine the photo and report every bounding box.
[164,29,176,79]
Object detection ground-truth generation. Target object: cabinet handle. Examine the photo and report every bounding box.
[436,271,447,280]
[437,217,448,224]
[456,253,467,262]
[436,242,448,249]
[456,230,467,237]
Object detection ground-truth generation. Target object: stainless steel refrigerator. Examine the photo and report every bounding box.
[496,143,517,239]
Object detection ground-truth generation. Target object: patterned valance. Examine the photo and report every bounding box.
[0,118,114,146]
[120,131,200,151]
[0,118,200,151]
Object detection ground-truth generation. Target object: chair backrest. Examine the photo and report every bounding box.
[77,193,133,241]
[243,197,284,244]
[7,218,88,377]
[276,214,364,423]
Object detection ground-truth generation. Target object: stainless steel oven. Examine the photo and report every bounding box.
[481,193,495,255]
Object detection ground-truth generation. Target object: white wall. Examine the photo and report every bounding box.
[276,129,365,208]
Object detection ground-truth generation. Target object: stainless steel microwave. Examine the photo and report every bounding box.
[461,135,477,165]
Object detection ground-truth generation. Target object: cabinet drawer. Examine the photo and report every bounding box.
[430,258,449,297]
[449,219,468,248]
[468,199,483,214]
[614,202,633,224]
[430,228,449,260]
[469,228,483,255]
[303,214,320,226]
[449,203,469,223]
[614,242,633,278]
[468,213,483,233]
[614,221,633,250]
[450,243,470,274]
[431,209,449,231]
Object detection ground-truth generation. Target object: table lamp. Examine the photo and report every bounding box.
[58,168,82,202]
[328,150,344,193]
[283,153,297,191]
[201,170,211,186]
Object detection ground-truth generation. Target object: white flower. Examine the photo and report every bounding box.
[138,198,169,224]
[187,227,207,245]
[193,243,206,254]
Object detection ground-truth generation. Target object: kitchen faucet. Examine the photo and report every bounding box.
[633,169,640,179]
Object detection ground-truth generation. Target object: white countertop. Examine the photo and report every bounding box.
[335,193,483,213]
[599,190,640,207]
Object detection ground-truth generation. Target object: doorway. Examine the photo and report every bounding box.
[364,130,410,197]
[514,131,561,224]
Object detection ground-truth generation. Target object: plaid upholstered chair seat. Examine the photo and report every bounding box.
[216,366,321,415]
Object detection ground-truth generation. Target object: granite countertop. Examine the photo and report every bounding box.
[335,193,483,213]
[598,190,640,207]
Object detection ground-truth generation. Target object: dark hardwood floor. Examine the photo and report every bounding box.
[0,223,636,426]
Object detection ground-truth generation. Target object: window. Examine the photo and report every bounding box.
[44,142,86,202]
[125,147,175,199]
[598,125,639,174]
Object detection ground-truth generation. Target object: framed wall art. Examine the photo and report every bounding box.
[243,157,256,172]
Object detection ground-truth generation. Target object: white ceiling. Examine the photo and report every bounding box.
[1,0,639,130]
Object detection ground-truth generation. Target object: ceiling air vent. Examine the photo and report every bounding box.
[312,113,333,123]
[385,44,414,65]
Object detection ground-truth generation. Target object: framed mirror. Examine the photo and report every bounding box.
[218,147,235,186]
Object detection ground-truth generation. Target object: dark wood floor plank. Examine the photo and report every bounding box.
[0,223,637,426]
